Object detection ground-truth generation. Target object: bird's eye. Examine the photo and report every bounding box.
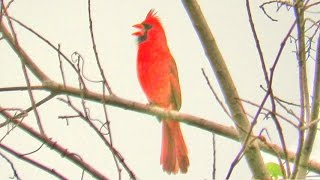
[143,24,152,30]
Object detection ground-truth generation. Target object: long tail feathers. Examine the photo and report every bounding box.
[160,120,189,174]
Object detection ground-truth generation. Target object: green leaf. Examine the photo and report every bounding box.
[266,162,283,178]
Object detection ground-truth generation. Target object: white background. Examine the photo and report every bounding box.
[0,0,319,179]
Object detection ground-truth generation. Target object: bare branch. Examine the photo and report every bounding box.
[212,133,216,180]
[201,68,231,118]
[240,98,298,128]
[2,3,46,136]
[87,0,113,95]
[58,98,136,179]
[0,108,109,179]
[0,151,21,180]
[260,0,294,22]
[292,0,311,177]
[181,1,270,178]
[295,22,320,178]
[0,143,65,179]
[1,18,50,82]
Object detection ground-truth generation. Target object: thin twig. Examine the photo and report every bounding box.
[0,108,109,179]
[0,151,21,180]
[2,4,46,136]
[259,0,293,22]
[212,133,216,180]
[0,144,66,179]
[58,98,136,179]
[101,84,122,179]
[57,45,130,178]
[304,1,320,10]
[1,93,56,136]
[87,0,113,95]
[239,98,298,128]
[274,97,300,121]
[201,68,231,118]
[1,19,50,82]
[260,85,301,107]
[6,16,80,77]
[258,128,287,179]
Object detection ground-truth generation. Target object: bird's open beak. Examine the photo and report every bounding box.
[132,24,144,36]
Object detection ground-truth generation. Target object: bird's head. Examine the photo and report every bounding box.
[132,9,166,43]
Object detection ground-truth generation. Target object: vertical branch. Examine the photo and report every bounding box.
[86,1,122,178]
[294,28,320,179]
[87,0,113,95]
[292,0,310,178]
[212,133,216,180]
[101,85,122,179]
[246,0,291,175]
[181,1,270,179]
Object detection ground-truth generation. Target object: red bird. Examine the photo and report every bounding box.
[132,10,189,174]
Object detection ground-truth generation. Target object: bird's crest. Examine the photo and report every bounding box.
[146,9,158,20]
[144,9,162,27]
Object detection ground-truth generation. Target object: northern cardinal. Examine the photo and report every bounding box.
[132,9,189,174]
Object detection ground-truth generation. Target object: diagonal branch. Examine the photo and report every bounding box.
[181,0,270,179]
[0,107,109,180]
[2,3,46,136]
[0,21,50,83]
[0,143,67,179]
[58,96,136,179]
